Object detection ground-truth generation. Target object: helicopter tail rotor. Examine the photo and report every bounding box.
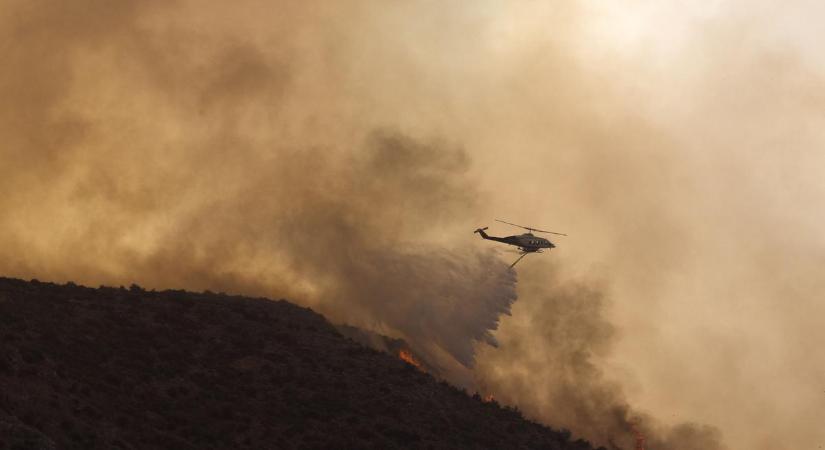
[474,227,490,239]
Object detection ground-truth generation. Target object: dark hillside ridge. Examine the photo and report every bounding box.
[0,277,599,450]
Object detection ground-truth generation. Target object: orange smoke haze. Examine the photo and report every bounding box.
[2,1,825,449]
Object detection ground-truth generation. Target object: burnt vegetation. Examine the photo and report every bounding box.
[0,277,598,450]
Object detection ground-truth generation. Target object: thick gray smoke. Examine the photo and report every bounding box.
[0,0,517,376]
[228,130,520,369]
[475,263,726,449]
[0,1,717,447]
[7,1,825,449]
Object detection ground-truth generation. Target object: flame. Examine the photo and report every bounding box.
[398,349,423,370]
[483,394,495,403]
[631,423,646,450]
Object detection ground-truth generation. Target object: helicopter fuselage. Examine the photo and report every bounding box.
[475,229,555,252]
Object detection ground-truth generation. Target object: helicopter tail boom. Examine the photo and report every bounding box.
[474,227,513,245]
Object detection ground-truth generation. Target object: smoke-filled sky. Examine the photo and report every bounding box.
[3,1,825,449]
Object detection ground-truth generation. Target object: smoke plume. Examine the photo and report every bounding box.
[0,0,517,383]
[3,1,825,449]
[475,262,726,449]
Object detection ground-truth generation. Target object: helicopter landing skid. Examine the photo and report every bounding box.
[510,249,544,269]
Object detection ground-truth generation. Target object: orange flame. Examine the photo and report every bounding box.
[482,394,495,403]
[631,424,646,450]
[398,349,422,370]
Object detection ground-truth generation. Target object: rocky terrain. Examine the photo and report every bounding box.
[0,277,599,450]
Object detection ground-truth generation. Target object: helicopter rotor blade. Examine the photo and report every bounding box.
[495,219,526,229]
[539,230,568,236]
[495,219,568,236]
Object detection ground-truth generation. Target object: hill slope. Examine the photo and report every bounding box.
[0,277,598,450]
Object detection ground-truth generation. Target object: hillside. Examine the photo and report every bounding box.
[0,277,598,450]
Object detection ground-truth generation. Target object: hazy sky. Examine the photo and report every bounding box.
[2,1,824,448]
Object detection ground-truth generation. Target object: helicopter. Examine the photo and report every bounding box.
[474,219,567,268]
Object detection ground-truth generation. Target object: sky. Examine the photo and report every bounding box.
[2,1,824,448]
